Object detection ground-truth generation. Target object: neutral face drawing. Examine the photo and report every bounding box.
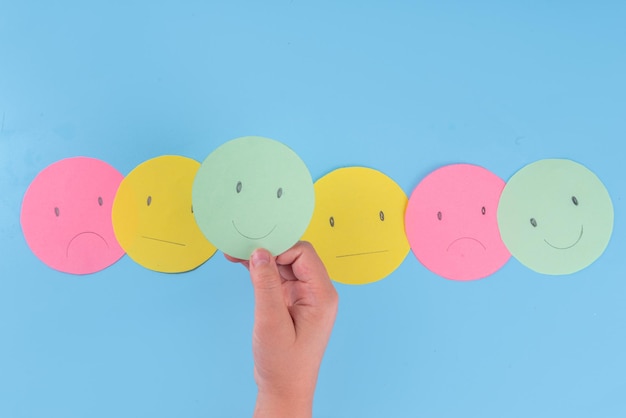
[303,167,410,285]
[112,155,217,273]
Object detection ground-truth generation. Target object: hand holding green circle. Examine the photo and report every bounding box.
[192,136,315,259]
[497,159,613,275]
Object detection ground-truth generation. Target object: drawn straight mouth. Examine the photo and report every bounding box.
[232,220,276,240]
[66,231,108,257]
[446,237,486,252]
[336,250,389,258]
[142,236,186,246]
[544,225,584,250]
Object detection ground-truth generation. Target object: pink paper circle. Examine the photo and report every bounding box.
[405,164,510,281]
[20,157,125,274]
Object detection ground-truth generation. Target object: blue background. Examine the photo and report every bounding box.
[1,1,625,417]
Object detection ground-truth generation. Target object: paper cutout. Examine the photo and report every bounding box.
[497,159,613,275]
[405,164,511,281]
[112,155,217,273]
[302,167,409,285]
[20,157,125,274]
[192,136,314,259]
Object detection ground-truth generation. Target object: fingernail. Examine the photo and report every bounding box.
[251,249,270,267]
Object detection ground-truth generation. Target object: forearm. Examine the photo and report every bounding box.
[254,391,314,418]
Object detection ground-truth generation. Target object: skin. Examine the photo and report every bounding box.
[226,242,338,418]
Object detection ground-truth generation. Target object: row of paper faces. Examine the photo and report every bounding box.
[20,136,614,284]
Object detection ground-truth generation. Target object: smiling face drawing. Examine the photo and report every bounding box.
[112,155,217,273]
[302,167,410,285]
[405,164,511,281]
[192,137,315,259]
[20,157,125,274]
[497,159,613,275]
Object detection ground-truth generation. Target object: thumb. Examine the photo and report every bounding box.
[249,248,289,328]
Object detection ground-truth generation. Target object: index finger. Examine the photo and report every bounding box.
[275,241,331,284]
[223,253,250,270]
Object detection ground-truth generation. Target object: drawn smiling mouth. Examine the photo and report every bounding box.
[544,225,584,250]
[66,231,108,257]
[232,220,276,240]
[142,236,186,246]
[446,237,486,252]
[336,250,389,258]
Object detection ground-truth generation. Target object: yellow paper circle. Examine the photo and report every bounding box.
[112,155,217,273]
[302,167,409,285]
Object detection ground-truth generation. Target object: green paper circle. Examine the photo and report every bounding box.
[497,159,613,275]
[192,136,315,259]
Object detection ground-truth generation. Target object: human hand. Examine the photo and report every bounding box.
[225,241,339,418]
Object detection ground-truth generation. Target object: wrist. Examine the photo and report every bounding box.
[254,389,314,418]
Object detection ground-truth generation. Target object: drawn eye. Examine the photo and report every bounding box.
[329,216,335,227]
[530,218,537,227]
[572,196,579,206]
[191,205,194,214]
[236,181,242,193]
[437,211,442,221]
[277,187,283,198]
[379,211,385,221]
[54,207,60,217]
[481,206,486,215]
[147,196,152,206]
[98,196,103,206]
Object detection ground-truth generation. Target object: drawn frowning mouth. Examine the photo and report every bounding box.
[446,237,486,252]
[232,220,276,240]
[66,231,108,257]
[544,225,584,250]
